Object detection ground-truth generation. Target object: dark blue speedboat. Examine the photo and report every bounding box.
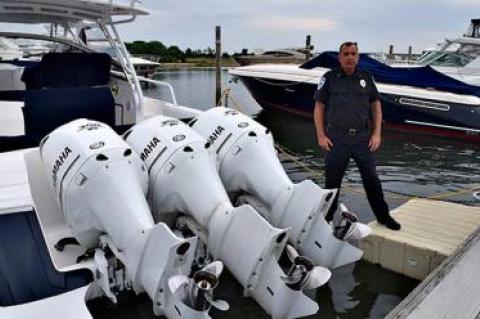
[230,52,480,142]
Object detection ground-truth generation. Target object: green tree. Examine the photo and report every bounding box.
[167,45,183,61]
[126,41,148,55]
[146,41,167,56]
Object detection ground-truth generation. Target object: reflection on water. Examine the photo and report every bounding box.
[146,69,480,318]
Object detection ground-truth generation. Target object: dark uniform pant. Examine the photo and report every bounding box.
[324,133,389,222]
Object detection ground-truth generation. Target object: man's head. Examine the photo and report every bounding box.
[338,41,359,75]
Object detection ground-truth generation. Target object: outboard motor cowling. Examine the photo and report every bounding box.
[39,119,211,319]
[125,115,330,319]
[191,107,372,269]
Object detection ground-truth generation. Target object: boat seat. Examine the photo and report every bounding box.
[0,210,92,306]
[23,86,115,137]
[21,52,111,89]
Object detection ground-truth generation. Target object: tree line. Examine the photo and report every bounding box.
[125,41,248,62]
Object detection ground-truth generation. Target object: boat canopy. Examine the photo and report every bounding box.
[300,51,480,97]
[0,0,148,24]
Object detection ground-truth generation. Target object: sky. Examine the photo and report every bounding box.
[116,0,480,54]
[0,0,478,54]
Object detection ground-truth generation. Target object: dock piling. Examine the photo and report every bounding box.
[305,35,312,61]
[388,44,394,60]
[215,26,221,106]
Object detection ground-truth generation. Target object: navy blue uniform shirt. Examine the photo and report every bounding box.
[314,67,380,131]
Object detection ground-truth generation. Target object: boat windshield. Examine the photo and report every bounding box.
[416,50,474,67]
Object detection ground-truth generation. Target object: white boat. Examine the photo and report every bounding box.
[387,19,480,86]
[234,48,309,66]
[129,56,161,77]
[0,36,22,60]
[0,1,372,318]
[86,39,161,77]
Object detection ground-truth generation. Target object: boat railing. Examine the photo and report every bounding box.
[137,76,178,105]
[108,0,143,25]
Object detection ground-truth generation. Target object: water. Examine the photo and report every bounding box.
[145,69,480,318]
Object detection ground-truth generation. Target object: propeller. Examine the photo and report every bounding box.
[282,245,331,291]
[334,204,372,241]
[168,261,229,312]
[205,292,229,311]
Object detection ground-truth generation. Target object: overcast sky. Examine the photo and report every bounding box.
[116,0,479,54]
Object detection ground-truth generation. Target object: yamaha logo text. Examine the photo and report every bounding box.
[140,137,161,161]
[52,147,72,186]
[207,126,225,145]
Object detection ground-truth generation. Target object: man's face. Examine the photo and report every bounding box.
[338,44,359,74]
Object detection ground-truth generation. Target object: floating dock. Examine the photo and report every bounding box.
[359,199,480,318]
[360,198,480,280]
[386,221,480,318]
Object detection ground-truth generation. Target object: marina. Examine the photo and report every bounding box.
[0,1,480,318]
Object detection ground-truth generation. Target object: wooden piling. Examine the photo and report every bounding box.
[389,44,394,54]
[305,35,312,61]
[215,26,221,106]
[388,44,394,60]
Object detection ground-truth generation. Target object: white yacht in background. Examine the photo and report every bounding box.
[86,38,160,78]
[234,48,309,66]
[15,38,51,57]
[390,19,480,85]
[0,1,371,318]
[129,56,161,77]
[0,36,22,60]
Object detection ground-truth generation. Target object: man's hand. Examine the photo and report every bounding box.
[369,133,381,152]
[318,134,333,151]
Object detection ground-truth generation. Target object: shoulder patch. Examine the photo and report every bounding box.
[317,76,326,90]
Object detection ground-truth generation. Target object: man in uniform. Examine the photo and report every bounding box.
[313,41,401,230]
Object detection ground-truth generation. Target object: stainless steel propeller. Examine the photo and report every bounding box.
[281,245,331,290]
[169,261,229,312]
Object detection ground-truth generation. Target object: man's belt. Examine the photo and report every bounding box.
[328,124,369,136]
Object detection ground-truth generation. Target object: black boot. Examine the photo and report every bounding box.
[378,214,401,230]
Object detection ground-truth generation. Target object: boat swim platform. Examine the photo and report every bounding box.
[359,198,480,281]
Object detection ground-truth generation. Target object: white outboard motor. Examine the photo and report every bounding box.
[39,119,219,319]
[125,115,331,319]
[191,107,372,269]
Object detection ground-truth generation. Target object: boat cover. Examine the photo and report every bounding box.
[300,51,480,97]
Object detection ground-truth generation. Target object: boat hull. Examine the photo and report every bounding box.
[234,56,306,66]
[238,76,480,142]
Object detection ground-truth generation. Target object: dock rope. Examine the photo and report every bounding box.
[221,86,480,204]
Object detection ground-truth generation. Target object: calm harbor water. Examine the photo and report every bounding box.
[143,68,480,319]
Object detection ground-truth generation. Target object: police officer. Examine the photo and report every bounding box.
[313,41,401,230]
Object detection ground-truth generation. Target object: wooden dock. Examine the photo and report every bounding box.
[360,199,480,280]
